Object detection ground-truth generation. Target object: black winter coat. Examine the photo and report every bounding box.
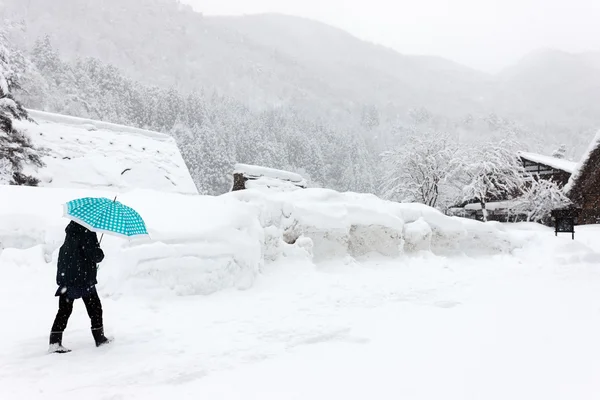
[56,221,104,288]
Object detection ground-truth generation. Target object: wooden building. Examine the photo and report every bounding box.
[517,151,576,186]
[563,132,600,224]
[449,151,577,223]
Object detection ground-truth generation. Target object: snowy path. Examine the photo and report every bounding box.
[2,233,600,399]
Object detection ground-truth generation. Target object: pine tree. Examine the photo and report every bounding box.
[172,121,233,195]
[0,28,29,129]
[31,36,63,82]
[338,129,375,193]
[360,104,380,130]
[284,121,326,187]
[0,28,44,186]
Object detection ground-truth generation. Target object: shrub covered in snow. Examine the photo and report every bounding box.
[513,179,571,223]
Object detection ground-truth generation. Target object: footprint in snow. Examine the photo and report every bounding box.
[434,300,461,309]
[291,328,370,348]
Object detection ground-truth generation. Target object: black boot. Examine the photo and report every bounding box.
[91,327,111,347]
[48,332,71,354]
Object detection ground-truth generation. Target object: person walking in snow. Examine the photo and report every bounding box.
[49,221,111,353]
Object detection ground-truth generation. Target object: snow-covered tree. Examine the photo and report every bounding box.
[31,36,63,83]
[0,27,44,186]
[284,121,327,187]
[360,104,380,130]
[336,129,376,193]
[408,107,431,125]
[514,179,571,223]
[17,18,575,197]
[484,113,503,131]
[460,140,526,222]
[380,131,461,209]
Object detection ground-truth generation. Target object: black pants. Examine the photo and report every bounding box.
[51,291,103,333]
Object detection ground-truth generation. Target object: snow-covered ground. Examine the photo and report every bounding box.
[1,185,600,399]
[17,110,198,194]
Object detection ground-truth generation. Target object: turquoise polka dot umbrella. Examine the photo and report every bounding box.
[63,197,149,240]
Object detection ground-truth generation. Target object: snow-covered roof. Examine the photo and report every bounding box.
[245,176,304,192]
[15,110,198,194]
[564,129,600,196]
[464,200,520,211]
[234,163,307,187]
[517,151,577,174]
[28,110,171,140]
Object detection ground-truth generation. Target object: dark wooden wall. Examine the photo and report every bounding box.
[520,158,571,187]
[579,192,600,224]
[568,146,600,224]
[231,173,247,191]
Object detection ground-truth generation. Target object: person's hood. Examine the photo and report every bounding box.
[65,221,90,235]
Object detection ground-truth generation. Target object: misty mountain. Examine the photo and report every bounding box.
[2,0,490,119]
[1,0,599,147]
[497,49,600,126]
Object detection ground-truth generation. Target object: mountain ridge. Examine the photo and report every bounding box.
[1,0,599,132]
[0,0,491,117]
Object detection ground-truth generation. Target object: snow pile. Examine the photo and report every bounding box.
[465,200,519,211]
[518,151,578,174]
[235,163,307,188]
[0,186,262,297]
[15,110,198,194]
[245,176,304,192]
[403,217,433,252]
[0,185,526,297]
[227,188,523,260]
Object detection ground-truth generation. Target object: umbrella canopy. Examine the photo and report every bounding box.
[63,197,148,239]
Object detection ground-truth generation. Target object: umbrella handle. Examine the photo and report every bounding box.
[99,197,116,245]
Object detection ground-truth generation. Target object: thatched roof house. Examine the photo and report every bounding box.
[517,151,577,187]
[564,131,600,224]
[450,149,579,223]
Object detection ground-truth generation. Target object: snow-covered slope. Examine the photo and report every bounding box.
[2,0,489,117]
[497,49,600,126]
[6,0,600,130]
[17,110,198,194]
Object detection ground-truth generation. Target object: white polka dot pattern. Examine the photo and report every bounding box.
[64,197,148,238]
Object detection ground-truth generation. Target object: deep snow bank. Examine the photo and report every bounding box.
[0,186,526,296]
[0,186,261,297]
[226,189,522,260]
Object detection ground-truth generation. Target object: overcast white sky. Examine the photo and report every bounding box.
[183,0,600,72]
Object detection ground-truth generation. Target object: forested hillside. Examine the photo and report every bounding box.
[2,0,490,117]
[1,0,599,198]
